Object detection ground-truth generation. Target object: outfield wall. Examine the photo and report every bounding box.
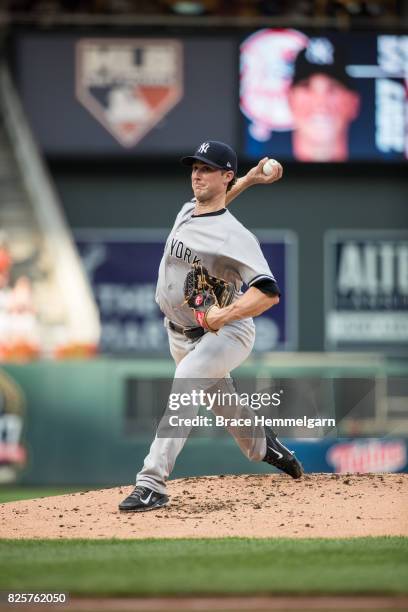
[0,358,407,485]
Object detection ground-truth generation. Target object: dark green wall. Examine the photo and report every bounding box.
[51,162,408,351]
[0,359,278,485]
[5,358,407,485]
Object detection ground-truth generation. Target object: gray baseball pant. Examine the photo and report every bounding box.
[136,318,267,495]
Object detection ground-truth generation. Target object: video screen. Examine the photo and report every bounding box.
[240,29,408,162]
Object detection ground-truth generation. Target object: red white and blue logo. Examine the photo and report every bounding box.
[76,38,183,147]
[327,439,407,473]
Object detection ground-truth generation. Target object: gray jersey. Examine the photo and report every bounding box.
[156,200,277,327]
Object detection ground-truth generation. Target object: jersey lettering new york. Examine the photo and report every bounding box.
[155,200,277,328]
[170,239,201,265]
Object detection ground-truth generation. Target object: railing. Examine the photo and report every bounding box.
[0,9,405,30]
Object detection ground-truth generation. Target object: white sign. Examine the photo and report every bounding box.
[325,231,408,350]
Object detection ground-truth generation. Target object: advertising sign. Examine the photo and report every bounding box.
[75,229,297,353]
[0,370,26,483]
[252,231,298,351]
[325,230,408,351]
[15,34,237,156]
[326,438,407,473]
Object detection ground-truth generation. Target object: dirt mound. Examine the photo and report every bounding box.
[1,473,407,539]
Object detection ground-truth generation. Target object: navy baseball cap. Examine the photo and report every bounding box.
[181,141,237,175]
[292,38,355,91]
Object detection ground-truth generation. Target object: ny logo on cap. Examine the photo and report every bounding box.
[198,142,210,154]
[305,38,334,66]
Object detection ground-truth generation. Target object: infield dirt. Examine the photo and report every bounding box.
[0,473,407,539]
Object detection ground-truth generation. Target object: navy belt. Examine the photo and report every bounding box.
[168,321,205,340]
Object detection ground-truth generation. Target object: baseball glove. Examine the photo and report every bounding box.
[183,263,235,332]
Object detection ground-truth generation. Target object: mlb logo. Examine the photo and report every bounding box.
[76,38,183,147]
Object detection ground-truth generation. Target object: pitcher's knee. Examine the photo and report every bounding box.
[248,449,266,462]
[247,438,267,462]
[175,358,224,380]
[174,361,200,379]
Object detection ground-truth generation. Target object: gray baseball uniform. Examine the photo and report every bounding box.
[136,199,279,495]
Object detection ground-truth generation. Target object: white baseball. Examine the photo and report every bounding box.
[262,159,279,176]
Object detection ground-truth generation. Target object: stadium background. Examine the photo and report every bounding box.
[0,0,407,489]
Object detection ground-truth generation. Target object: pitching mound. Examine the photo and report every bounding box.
[1,473,407,539]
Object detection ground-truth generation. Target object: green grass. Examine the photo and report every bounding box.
[0,537,407,596]
[0,488,90,503]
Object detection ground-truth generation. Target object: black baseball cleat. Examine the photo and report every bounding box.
[263,427,303,479]
[119,486,169,512]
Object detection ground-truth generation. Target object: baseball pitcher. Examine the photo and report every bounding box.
[119,141,303,512]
